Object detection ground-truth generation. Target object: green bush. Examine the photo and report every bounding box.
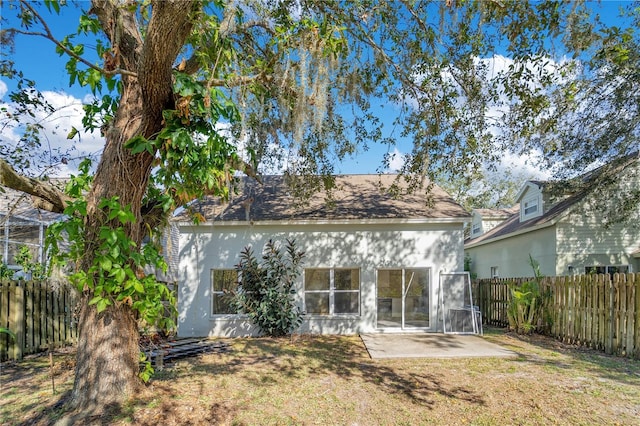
[14,246,47,281]
[507,255,552,334]
[230,239,305,337]
[0,255,14,279]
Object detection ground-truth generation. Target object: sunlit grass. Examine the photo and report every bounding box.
[1,330,638,425]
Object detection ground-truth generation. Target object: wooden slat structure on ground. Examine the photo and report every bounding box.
[142,338,231,368]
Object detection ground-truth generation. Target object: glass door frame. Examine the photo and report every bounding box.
[375,267,432,330]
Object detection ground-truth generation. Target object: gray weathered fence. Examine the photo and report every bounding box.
[0,279,78,361]
[474,273,640,359]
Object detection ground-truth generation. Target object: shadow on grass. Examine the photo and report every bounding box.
[160,335,485,410]
[5,335,489,424]
[483,327,640,387]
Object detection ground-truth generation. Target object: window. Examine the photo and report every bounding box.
[585,265,630,276]
[211,269,238,315]
[523,198,538,216]
[490,266,499,278]
[304,268,360,315]
[471,222,481,236]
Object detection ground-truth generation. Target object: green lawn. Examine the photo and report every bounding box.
[1,328,639,425]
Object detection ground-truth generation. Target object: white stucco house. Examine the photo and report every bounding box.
[175,174,471,337]
[465,154,640,279]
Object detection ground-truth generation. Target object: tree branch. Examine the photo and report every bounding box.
[17,1,137,78]
[177,18,275,76]
[0,159,71,213]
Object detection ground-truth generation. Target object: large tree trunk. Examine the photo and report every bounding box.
[65,0,199,413]
[71,297,141,412]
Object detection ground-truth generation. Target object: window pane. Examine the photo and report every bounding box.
[335,292,359,314]
[586,266,606,274]
[377,269,402,298]
[212,269,238,291]
[404,269,428,296]
[305,269,330,290]
[524,199,538,215]
[212,293,235,314]
[608,265,629,274]
[335,269,359,290]
[305,293,330,314]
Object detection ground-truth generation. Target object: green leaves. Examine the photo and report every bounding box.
[230,239,305,337]
[125,136,155,155]
[44,164,175,332]
[506,255,552,334]
[43,0,61,14]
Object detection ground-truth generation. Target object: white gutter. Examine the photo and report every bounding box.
[176,216,471,227]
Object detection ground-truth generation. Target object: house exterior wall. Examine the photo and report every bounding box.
[556,205,640,275]
[465,226,557,279]
[177,221,465,337]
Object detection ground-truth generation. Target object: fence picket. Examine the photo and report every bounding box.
[0,280,78,361]
[475,273,640,360]
[634,273,640,358]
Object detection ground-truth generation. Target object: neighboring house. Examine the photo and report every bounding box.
[1,183,178,285]
[468,206,519,240]
[175,174,471,337]
[0,186,63,272]
[465,154,640,279]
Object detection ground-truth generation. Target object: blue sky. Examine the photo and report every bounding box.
[0,1,634,178]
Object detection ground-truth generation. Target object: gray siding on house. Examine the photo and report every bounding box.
[466,226,557,279]
[556,206,640,274]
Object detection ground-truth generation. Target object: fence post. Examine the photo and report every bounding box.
[10,283,25,360]
[633,273,640,359]
[606,275,614,355]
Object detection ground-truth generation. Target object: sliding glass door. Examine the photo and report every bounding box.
[376,268,430,329]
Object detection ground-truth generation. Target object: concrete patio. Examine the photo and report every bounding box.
[360,333,517,359]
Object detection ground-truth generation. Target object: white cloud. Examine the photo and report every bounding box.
[0,90,104,177]
[386,147,405,172]
[0,80,7,99]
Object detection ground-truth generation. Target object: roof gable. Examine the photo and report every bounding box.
[178,174,470,223]
[515,181,544,203]
[466,152,640,247]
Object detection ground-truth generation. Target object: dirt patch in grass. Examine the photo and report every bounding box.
[1,328,639,425]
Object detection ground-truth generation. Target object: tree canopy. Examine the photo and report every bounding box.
[1,0,638,415]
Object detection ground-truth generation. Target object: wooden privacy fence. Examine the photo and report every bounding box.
[0,280,78,361]
[474,273,640,359]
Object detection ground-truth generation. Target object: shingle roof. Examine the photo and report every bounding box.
[465,192,584,246]
[176,174,470,223]
[466,152,639,247]
[473,206,519,218]
[0,186,63,224]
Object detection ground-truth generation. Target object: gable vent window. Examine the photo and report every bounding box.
[524,199,538,215]
[471,223,481,236]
